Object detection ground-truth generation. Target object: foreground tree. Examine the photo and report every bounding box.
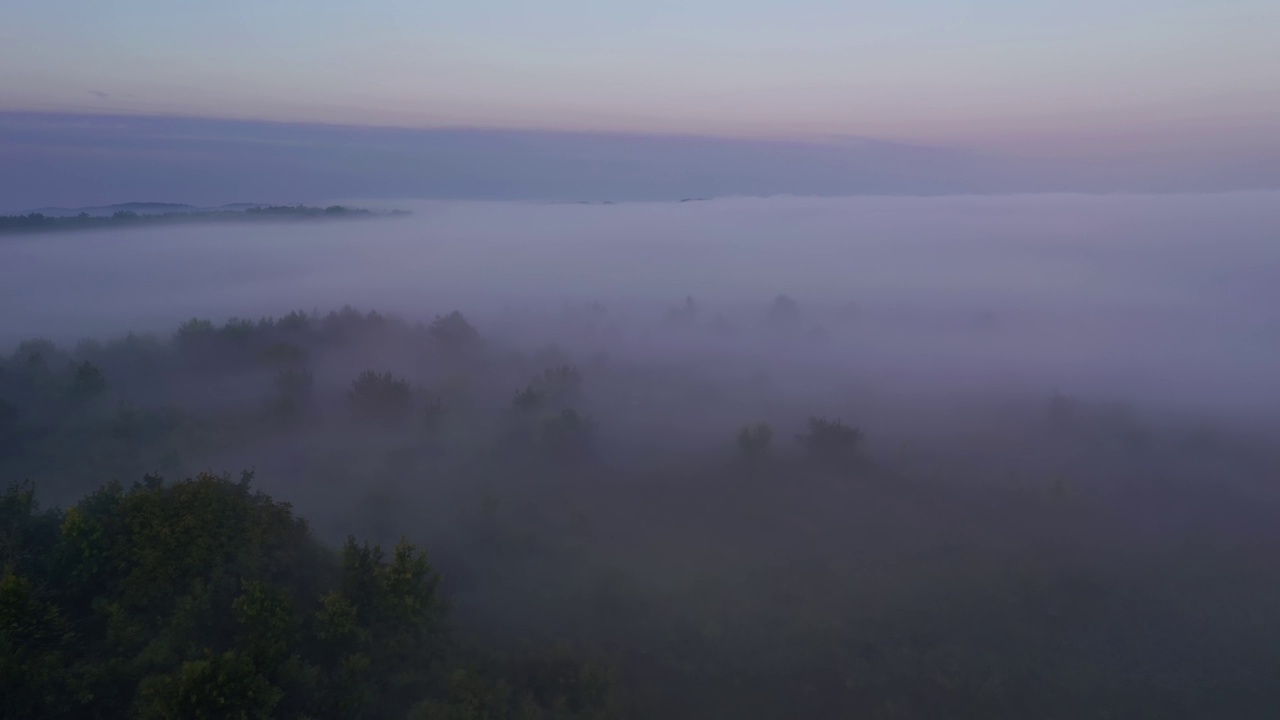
[0,473,615,719]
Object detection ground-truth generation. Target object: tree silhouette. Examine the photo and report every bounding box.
[796,416,863,468]
[429,311,479,349]
[736,422,774,459]
[348,371,413,427]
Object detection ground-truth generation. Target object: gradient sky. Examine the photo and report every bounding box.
[2,0,1277,158]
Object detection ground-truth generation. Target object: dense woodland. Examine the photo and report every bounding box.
[4,302,1280,718]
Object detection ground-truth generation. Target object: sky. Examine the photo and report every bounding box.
[2,0,1278,161]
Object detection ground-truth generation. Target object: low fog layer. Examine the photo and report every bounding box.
[8,190,1280,718]
[3,191,1278,416]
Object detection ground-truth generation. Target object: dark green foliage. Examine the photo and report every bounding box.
[349,371,413,427]
[0,570,77,718]
[3,472,333,718]
[736,422,773,458]
[0,474,614,720]
[0,482,63,575]
[796,416,863,467]
[0,399,18,458]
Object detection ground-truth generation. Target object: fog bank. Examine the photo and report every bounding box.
[3,191,1278,416]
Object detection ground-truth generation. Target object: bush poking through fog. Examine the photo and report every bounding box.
[348,370,413,427]
[796,416,863,468]
[736,422,774,459]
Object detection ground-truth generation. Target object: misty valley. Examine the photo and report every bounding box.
[4,194,1280,719]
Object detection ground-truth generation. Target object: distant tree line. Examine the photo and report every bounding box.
[0,205,406,235]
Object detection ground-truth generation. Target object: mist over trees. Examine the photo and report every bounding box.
[4,300,1280,718]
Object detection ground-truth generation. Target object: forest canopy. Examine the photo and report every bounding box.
[3,304,1280,718]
